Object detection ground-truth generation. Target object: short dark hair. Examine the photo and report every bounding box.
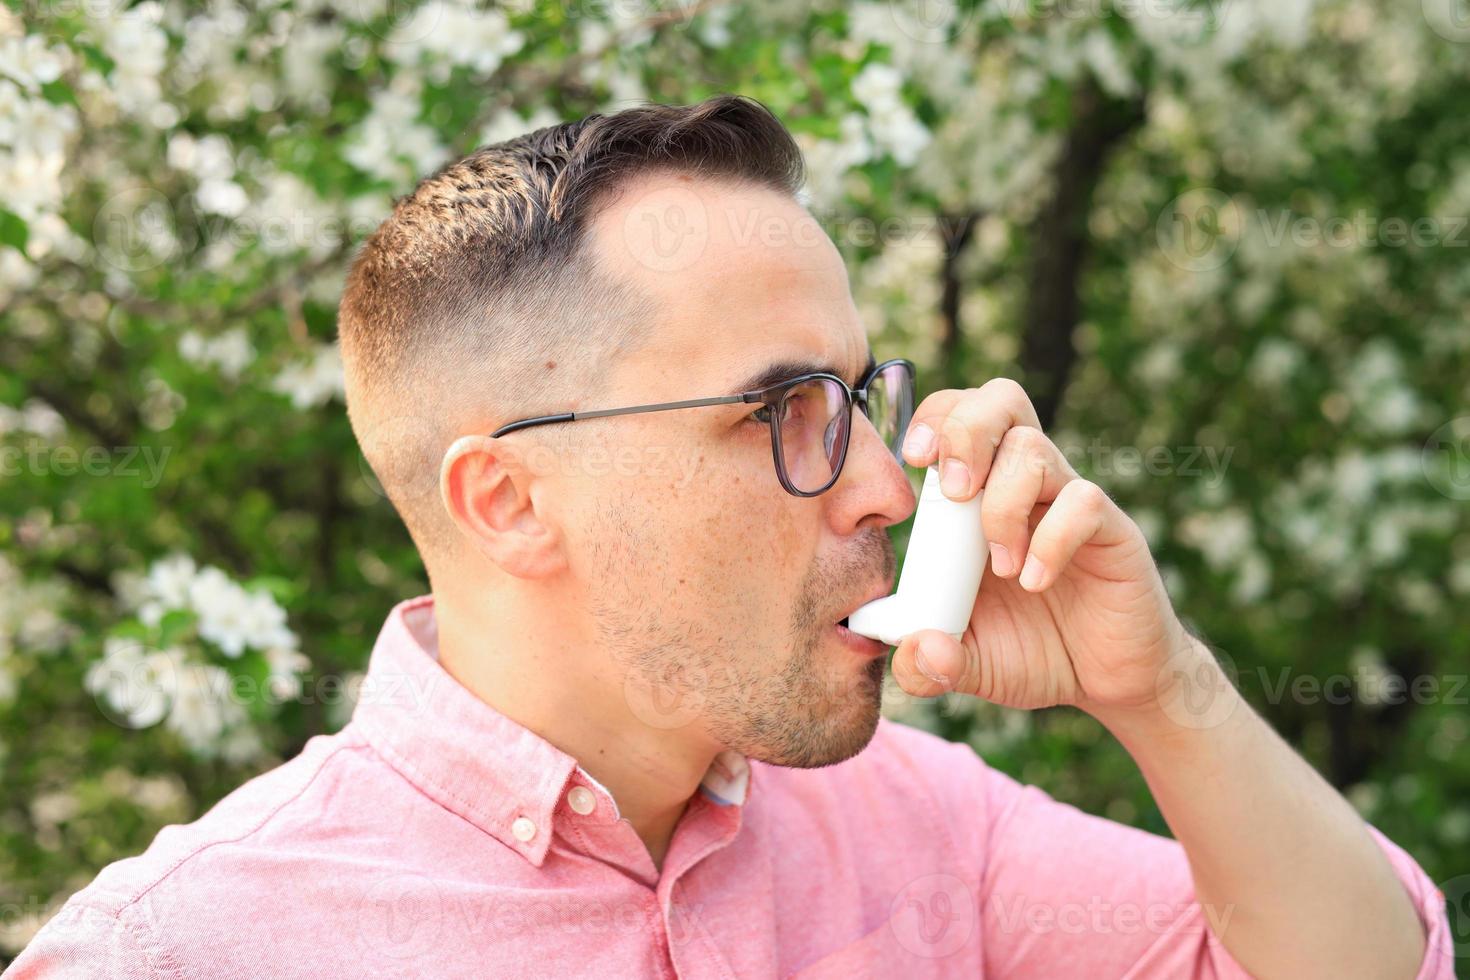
[338,94,806,559]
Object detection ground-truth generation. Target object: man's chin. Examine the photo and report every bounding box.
[743,677,885,770]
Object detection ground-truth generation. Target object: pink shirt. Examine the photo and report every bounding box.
[6,594,1452,978]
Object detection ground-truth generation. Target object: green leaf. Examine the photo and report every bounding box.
[0,209,27,253]
[40,78,76,107]
[158,609,197,647]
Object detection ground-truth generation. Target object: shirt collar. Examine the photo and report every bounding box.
[348,595,750,867]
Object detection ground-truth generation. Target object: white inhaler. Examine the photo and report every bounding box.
[845,466,986,647]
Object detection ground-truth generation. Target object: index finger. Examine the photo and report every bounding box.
[901,378,1044,498]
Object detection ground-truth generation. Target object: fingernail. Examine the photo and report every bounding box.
[913,640,948,685]
[989,542,1013,577]
[1019,554,1046,591]
[940,458,970,497]
[903,423,935,460]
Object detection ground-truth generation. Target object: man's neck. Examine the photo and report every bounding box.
[432,588,715,873]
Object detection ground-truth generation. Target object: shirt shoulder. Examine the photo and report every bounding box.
[65,729,376,919]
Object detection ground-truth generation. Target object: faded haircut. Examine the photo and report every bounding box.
[337,94,806,561]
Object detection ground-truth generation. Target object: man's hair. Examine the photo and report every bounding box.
[337,94,806,561]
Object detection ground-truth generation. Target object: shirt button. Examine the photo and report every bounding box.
[511,816,537,842]
[567,786,596,815]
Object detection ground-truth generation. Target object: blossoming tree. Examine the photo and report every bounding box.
[2,0,1468,955]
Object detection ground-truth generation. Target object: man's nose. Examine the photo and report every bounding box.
[826,408,917,531]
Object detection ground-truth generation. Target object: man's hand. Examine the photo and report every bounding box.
[891,378,1197,719]
[889,379,1435,980]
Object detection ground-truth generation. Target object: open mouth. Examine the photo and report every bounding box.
[838,615,849,629]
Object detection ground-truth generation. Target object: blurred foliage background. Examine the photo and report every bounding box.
[1,0,1468,965]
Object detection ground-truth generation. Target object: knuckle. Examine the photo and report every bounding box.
[935,415,976,454]
[981,376,1035,415]
[980,376,1026,401]
[996,425,1048,478]
[1068,479,1110,512]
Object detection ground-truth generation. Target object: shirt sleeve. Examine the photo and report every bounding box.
[1,900,169,980]
[962,750,1455,979]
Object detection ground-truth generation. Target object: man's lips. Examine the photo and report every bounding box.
[836,583,893,631]
[833,620,888,657]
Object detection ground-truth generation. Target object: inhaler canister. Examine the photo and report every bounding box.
[845,466,986,646]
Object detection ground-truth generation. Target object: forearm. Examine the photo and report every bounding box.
[1090,635,1426,980]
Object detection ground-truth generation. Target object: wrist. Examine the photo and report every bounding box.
[1085,631,1245,744]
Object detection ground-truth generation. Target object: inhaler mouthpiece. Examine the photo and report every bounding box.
[845,466,986,647]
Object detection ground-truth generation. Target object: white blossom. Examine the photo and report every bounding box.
[851,62,931,167]
[271,341,345,409]
[94,1,171,118]
[179,327,255,380]
[386,1,524,80]
[344,76,447,187]
[187,566,295,658]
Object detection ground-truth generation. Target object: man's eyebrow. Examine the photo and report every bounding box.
[729,352,877,395]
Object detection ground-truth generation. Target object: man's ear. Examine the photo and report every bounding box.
[440,435,566,579]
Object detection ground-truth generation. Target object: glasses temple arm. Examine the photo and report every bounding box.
[490,393,757,438]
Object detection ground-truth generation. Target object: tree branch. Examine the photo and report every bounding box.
[1020,83,1146,429]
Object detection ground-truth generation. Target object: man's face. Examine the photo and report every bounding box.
[557,173,916,768]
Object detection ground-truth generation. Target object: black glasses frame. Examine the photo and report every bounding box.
[489,357,916,497]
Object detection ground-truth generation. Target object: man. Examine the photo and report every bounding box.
[6,95,1451,978]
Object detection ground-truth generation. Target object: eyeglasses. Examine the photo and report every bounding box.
[490,358,916,497]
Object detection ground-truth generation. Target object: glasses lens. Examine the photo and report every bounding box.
[777,378,850,493]
[864,363,914,463]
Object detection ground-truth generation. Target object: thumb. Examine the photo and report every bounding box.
[894,628,967,696]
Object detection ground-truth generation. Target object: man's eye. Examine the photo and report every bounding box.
[750,406,772,425]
